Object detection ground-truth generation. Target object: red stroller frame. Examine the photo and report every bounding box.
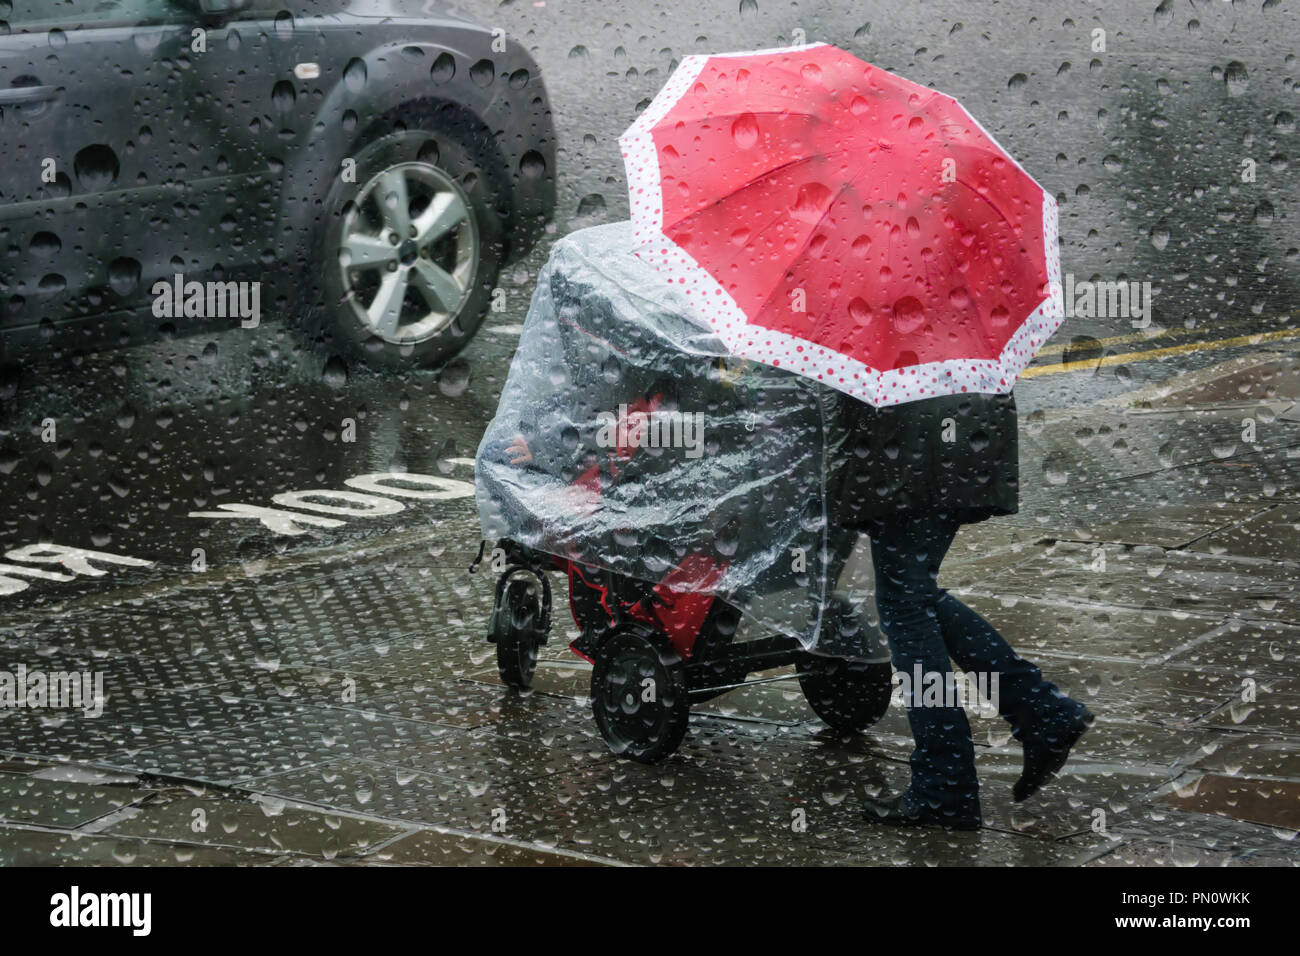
[479,536,893,763]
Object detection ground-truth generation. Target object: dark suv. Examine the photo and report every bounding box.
[0,0,556,369]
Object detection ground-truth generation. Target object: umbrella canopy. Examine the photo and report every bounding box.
[619,42,1062,406]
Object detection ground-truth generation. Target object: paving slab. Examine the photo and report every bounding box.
[0,826,292,866]
[1193,735,1300,780]
[1161,619,1300,673]
[1045,661,1289,725]
[1007,443,1300,538]
[327,631,496,683]
[1112,352,1300,410]
[1186,503,1300,563]
[371,727,613,785]
[1201,691,1300,737]
[1041,502,1269,549]
[242,757,574,844]
[361,827,611,866]
[1018,408,1300,491]
[0,711,177,767]
[1157,773,1300,832]
[955,595,1220,661]
[98,685,295,737]
[106,790,407,860]
[552,797,876,866]
[1081,839,1298,867]
[969,542,1300,625]
[119,706,445,786]
[0,774,151,829]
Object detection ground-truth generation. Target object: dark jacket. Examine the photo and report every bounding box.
[832,390,1020,529]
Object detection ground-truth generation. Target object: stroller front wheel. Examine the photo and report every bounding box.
[491,577,544,690]
[591,625,689,763]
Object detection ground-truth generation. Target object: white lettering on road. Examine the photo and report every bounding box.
[0,563,76,596]
[190,470,474,533]
[0,470,476,599]
[271,489,406,517]
[344,471,476,500]
[185,503,347,536]
[3,544,153,578]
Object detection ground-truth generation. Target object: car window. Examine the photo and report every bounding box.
[1,0,181,29]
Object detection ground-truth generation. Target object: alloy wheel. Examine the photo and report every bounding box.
[337,162,479,345]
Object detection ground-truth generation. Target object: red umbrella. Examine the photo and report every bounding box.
[619,43,1062,406]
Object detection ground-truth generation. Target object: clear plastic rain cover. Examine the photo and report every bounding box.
[476,221,869,652]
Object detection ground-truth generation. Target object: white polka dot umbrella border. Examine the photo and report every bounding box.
[618,43,1064,407]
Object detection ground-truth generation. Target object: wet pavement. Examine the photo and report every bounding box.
[2,0,1299,866]
[1,332,1299,865]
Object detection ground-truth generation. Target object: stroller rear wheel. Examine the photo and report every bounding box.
[491,577,544,689]
[591,625,689,764]
[796,654,894,733]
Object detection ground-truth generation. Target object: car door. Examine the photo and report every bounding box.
[165,0,301,294]
[0,0,194,346]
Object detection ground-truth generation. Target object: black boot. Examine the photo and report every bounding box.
[862,788,981,831]
[1014,708,1095,802]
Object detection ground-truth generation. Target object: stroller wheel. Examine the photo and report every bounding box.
[591,626,689,764]
[796,654,894,734]
[491,577,542,689]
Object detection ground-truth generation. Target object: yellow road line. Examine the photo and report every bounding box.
[1033,310,1295,356]
[1022,326,1300,378]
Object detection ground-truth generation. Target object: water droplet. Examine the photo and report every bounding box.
[891,296,925,334]
[431,52,455,83]
[74,144,119,191]
[108,258,141,296]
[438,358,470,397]
[322,355,348,388]
[520,150,546,179]
[1225,61,1249,96]
[271,80,296,111]
[29,232,59,257]
[1042,452,1069,485]
[469,58,494,87]
[731,113,759,149]
[343,58,367,93]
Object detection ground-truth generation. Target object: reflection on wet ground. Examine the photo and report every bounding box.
[3,0,1300,861]
[1,330,1298,864]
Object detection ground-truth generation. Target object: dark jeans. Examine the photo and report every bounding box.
[868,510,1087,814]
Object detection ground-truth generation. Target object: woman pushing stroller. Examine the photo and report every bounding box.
[478,42,1095,829]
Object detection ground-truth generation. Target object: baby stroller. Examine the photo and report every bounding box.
[474,222,894,763]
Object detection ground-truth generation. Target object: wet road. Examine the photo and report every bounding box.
[3,0,1296,586]
[0,0,1298,865]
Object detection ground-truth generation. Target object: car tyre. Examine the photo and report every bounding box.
[312,128,504,369]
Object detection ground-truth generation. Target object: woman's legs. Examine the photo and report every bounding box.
[869,512,980,816]
[931,583,1089,749]
[869,510,1090,814]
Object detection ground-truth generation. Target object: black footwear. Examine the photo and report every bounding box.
[1013,708,1095,803]
[861,792,981,831]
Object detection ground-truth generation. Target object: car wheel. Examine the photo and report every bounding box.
[316,128,503,369]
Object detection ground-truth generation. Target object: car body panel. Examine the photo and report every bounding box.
[0,0,555,356]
